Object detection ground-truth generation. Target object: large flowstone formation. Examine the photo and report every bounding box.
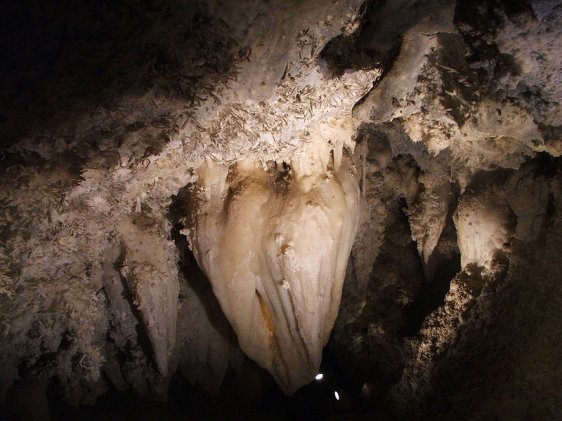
[185,152,359,394]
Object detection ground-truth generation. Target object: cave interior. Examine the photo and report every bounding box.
[0,0,561,420]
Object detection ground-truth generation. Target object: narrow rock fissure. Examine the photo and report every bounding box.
[402,197,461,338]
[402,253,461,337]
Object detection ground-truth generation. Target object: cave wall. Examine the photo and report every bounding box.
[331,0,562,417]
[0,0,561,418]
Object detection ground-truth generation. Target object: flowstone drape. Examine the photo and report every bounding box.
[184,149,360,394]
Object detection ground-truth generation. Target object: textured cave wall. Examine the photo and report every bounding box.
[330,0,562,418]
[0,0,561,419]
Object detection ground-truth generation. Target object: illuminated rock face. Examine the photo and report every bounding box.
[186,152,359,394]
[454,182,515,270]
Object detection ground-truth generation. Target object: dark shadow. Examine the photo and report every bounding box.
[454,0,531,91]
[330,192,425,404]
[0,0,238,153]
[319,0,438,78]
[401,253,461,337]
[167,185,236,340]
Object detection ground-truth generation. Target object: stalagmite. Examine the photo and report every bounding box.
[184,148,360,394]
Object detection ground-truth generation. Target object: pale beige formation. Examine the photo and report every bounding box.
[186,150,359,394]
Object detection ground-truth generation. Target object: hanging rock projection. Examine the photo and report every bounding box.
[184,147,360,394]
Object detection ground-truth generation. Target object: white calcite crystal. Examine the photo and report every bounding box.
[185,148,360,394]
